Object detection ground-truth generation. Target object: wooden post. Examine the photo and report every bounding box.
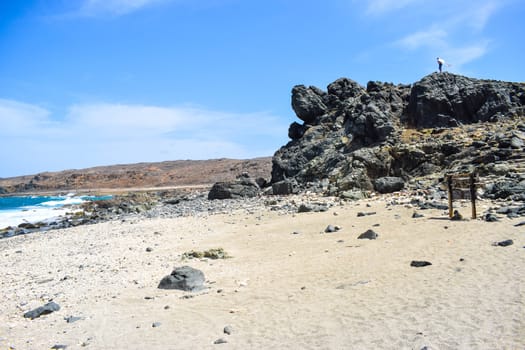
[447,175,453,218]
[470,173,477,219]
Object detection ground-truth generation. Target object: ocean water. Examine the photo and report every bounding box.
[0,194,112,228]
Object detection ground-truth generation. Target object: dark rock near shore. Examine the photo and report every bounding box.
[208,174,260,200]
[158,266,206,292]
[374,177,405,194]
[23,301,60,319]
[298,203,329,213]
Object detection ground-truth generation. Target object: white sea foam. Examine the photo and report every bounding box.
[40,197,85,207]
[0,207,71,228]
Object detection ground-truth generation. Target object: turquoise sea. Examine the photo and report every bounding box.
[0,194,112,228]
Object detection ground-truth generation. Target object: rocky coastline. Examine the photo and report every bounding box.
[2,73,525,239]
[3,174,524,239]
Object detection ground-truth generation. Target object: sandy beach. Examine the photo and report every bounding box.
[1,195,524,349]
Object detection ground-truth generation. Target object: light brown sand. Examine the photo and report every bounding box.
[1,197,524,349]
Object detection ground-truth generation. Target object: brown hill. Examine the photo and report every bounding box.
[0,157,272,195]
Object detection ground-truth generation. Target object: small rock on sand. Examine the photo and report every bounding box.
[358,229,378,240]
[410,261,432,267]
[493,239,513,247]
[23,301,60,319]
[324,225,340,233]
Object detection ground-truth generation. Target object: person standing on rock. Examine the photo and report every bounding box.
[437,57,445,73]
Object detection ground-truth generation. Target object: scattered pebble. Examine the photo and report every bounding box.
[64,316,82,323]
[484,213,499,222]
[357,211,376,217]
[324,225,340,233]
[410,260,432,267]
[493,239,513,247]
[51,345,68,350]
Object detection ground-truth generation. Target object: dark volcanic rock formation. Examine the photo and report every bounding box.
[406,73,525,128]
[271,73,525,196]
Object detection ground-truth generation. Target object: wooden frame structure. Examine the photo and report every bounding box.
[446,172,478,219]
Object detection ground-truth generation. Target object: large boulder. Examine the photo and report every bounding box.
[374,176,405,193]
[291,85,328,124]
[158,266,205,292]
[288,121,307,140]
[327,78,366,101]
[271,179,299,195]
[208,174,260,200]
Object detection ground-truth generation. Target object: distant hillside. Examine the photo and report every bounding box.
[0,157,272,194]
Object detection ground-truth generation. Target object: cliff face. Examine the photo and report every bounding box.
[271,73,525,196]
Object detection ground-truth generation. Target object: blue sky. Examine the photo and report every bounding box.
[0,0,524,177]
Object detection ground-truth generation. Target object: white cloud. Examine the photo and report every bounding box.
[396,28,448,50]
[0,99,53,134]
[363,0,419,15]
[468,1,500,31]
[0,99,287,176]
[442,41,490,66]
[383,0,503,69]
[77,0,172,16]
